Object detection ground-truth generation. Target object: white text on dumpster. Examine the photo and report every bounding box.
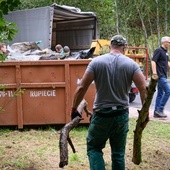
[0,91,14,97]
[30,90,56,97]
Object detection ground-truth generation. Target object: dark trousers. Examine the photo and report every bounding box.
[86,108,129,170]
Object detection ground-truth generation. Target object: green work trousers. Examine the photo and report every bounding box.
[86,109,129,170]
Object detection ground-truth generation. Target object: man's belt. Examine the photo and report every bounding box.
[93,106,128,118]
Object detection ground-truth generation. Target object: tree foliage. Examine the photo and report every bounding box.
[0,19,18,42]
[0,0,21,42]
[15,0,54,10]
[2,0,170,53]
[0,0,21,16]
[104,0,169,49]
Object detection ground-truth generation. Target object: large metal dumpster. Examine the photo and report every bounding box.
[0,60,95,129]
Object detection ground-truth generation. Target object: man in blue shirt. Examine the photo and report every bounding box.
[151,36,170,118]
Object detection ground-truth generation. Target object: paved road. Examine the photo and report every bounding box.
[129,78,170,122]
[130,90,170,112]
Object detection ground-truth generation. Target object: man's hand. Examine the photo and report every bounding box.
[71,108,82,120]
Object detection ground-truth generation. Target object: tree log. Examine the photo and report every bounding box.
[132,75,158,165]
[59,99,92,168]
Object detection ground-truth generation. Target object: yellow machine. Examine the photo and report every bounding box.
[91,39,110,56]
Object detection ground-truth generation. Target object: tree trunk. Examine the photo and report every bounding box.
[114,0,120,34]
[155,0,161,46]
[164,0,168,34]
[134,0,148,47]
[59,99,92,168]
[132,75,158,165]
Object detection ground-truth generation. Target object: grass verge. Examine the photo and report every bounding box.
[0,118,170,170]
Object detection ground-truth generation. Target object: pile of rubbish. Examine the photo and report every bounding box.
[5,42,95,61]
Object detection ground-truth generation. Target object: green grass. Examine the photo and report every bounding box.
[129,118,170,139]
[69,153,81,163]
[0,119,170,170]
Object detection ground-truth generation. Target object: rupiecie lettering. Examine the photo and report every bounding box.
[30,90,56,97]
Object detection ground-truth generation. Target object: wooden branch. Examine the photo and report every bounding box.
[132,75,158,165]
[59,99,92,168]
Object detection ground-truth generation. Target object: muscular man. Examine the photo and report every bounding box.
[71,35,147,170]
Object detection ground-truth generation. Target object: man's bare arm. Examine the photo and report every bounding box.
[151,61,157,74]
[133,71,146,104]
[168,61,170,69]
[72,71,94,109]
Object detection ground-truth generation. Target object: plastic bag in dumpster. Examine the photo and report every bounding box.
[6,52,41,61]
[6,42,59,61]
[60,47,96,60]
[5,42,95,61]
[9,42,41,53]
[74,47,95,59]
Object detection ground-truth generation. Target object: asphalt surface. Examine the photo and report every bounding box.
[129,78,170,123]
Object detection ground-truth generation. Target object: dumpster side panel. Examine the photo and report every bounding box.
[20,63,66,125]
[0,66,16,84]
[0,60,95,128]
[23,88,65,124]
[21,65,65,83]
[0,66,18,125]
[0,93,17,125]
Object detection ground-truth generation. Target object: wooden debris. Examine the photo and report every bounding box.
[132,75,158,165]
[59,99,92,168]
